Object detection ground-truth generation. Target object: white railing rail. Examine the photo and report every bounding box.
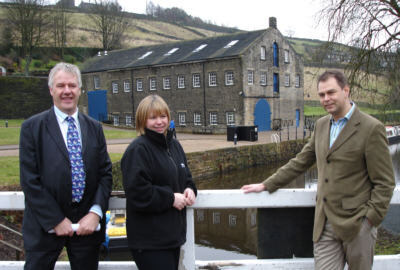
[1,188,400,269]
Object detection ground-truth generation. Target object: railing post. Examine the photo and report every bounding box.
[180,208,195,270]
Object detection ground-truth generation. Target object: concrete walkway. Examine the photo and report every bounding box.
[0,128,309,157]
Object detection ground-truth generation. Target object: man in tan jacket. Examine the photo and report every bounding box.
[241,70,395,269]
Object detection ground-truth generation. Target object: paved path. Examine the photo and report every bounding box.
[0,129,309,157]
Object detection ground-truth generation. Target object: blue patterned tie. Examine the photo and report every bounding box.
[66,116,85,202]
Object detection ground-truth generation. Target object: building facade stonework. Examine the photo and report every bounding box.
[80,17,304,133]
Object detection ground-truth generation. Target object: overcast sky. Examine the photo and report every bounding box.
[69,0,328,41]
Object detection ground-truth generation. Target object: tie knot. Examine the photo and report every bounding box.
[66,116,74,123]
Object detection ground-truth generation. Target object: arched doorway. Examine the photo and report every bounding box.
[254,99,271,131]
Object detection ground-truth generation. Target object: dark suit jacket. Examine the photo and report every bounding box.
[263,107,395,242]
[19,107,112,251]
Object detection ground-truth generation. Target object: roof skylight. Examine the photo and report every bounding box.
[193,44,208,52]
[138,51,153,60]
[164,48,179,56]
[224,40,239,48]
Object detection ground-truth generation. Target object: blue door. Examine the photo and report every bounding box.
[296,109,300,127]
[88,90,107,121]
[254,99,271,131]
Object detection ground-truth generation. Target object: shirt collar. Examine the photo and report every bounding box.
[54,105,79,123]
[331,102,356,123]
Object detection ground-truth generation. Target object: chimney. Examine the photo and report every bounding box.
[269,17,277,29]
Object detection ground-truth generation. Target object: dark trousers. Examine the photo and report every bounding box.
[131,247,181,270]
[24,241,100,270]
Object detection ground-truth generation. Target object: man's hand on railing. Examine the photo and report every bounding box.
[241,183,266,193]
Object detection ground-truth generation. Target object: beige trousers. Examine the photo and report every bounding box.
[314,218,377,270]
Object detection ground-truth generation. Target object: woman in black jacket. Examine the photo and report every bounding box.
[121,94,197,270]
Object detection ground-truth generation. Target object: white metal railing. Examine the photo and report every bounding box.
[1,188,400,269]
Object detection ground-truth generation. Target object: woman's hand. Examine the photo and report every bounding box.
[173,193,187,210]
[184,188,196,206]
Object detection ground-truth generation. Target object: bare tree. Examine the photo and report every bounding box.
[4,0,50,75]
[318,0,400,106]
[52,1,69,59]
[89,0,128,51]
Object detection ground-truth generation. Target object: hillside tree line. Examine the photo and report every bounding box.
[318,0,400,108]
[2,0,127,75]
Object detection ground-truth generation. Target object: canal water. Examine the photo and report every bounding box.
[102,143,400,261]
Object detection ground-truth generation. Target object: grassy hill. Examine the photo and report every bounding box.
[0,5,390,106]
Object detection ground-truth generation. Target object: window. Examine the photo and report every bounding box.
[284,50,290,63]
[113,115,119,126]
[284,74,290,87]
[209,72,217,86]
[212,212,220,224]
[247,70,254,85]
[273,42,279,67]
[164,47,179,56]
[112,81,118,94]
[273,73,279,93]
[138,51,152,60]
[178,112,186,126]
[260,46,266,60]
[295,74,300,88]
[210,112,218,125]
[163,77,171,90]
[125,115,132,126]
[193,44,207,52]
[136,79,143,91]
[123,80,131,92]
[250,213,257,227]
[225,71,234,86]
[224,40,239,48]
[94,76,100,89]
[260,72,267,86]
[178,75,185,89]
[226,112,235,126]
[149,77,156,91]
[194,113,201,126]
[192,74,200,88]
[196,210,205,222]
[229,214,237,227]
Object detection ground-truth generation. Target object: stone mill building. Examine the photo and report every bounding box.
[80,17,304,133]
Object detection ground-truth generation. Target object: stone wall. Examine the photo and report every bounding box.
[112,140,306,190]
[0,76,51,119]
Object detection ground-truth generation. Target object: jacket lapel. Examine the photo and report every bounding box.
[327,107,361,157]
[45,108,69,161]
[319,116,331,156]
[78,113,88,156]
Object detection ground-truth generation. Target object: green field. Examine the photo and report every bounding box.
[0,156,20,186]
[0,120,136,146]
[0,120,131,187]
[304,105,400,117]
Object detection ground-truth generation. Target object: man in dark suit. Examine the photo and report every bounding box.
[241,70,395,269]
[19,62,113,270]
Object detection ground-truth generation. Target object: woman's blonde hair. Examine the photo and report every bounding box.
[135,95,171,136]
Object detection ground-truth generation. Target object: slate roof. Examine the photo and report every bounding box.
[81,29,266,73]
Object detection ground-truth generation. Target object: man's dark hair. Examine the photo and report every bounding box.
[317,70,348,89]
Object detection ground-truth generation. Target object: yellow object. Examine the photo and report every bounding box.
[114,216,126,225]
[108,227,126,236]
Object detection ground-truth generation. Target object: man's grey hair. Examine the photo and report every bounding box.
[48,62,82,88]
